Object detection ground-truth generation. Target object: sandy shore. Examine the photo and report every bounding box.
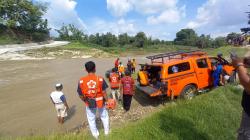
[0,57,150,136]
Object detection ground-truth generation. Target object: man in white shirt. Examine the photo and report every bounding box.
[50,83,69,124]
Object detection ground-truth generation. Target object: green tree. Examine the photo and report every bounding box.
[135,32,147,47]
[56,24,86,41]
[213,37,226,47]
[196,34,212,48]
[174,28,198,46]
[0,0,49,41]
[0,0,48,30]
[101,32,117,47]
[118,33,129,46]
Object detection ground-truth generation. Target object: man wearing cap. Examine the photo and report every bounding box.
[50,83,69,124]
[77,61,109,139]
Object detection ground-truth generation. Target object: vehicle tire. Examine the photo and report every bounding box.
[180,84,197,100]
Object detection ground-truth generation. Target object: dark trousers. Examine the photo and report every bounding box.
[123,94,133,111]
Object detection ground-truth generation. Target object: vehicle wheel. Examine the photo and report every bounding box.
[180,85,197,100]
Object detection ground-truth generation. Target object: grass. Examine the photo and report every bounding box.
[104,85,242,140]
[1,85,243,140]
[62,42,248,57]
[0,35,23,45]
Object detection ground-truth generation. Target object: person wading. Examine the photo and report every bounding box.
[109,68,121,101]
[77,61,109,139]
[50,83,69,124]
[121,70,135,112]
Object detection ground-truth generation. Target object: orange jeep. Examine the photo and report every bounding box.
[137,50,236,99]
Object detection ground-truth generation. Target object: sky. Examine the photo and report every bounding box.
[40,0,250,40]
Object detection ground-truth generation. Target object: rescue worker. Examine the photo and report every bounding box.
[127,59,132,74]
[121,70,135,112]
[212,62,223,87]
[109,68,121,101]
[77,61,109,139]
[114,58,119,71]
[131,58,136,73]
[50,83,69,124]
[118,62,125,78]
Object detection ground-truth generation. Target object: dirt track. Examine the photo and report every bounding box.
[0,57,160,136]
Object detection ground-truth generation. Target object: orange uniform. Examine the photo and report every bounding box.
[78,74,106,108]
[109,72,120,89]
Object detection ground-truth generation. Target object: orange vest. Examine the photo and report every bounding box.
[79,74,104,108]
[118,65,125,73]
[109,72,120,89]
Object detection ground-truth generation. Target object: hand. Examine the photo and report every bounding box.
[66,106,69,111]
[231,57,244,68]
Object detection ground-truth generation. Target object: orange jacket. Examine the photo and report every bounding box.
[118,65,125,73]
[109,72,120,89]
[79,74,105,108]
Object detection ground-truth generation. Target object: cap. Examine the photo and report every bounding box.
[55,83,63,88]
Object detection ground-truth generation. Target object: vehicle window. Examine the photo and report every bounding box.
[168,62,190,74]
[209,58,219,66]
[197,58,208,68]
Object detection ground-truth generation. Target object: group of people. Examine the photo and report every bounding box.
[115,58,136,78]
[49,60,135,139]
[48,55,250,140]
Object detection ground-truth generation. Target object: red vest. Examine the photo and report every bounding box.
[79,74,104,108]
[121,76,134,95]
[109,72,120,89]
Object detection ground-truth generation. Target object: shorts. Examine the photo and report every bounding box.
[55,103,67,117]
[238,111,250,140]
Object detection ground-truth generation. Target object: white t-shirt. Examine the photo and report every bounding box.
[50,91,64,104]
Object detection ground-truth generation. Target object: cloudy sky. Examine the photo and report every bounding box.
[40,0,250,40]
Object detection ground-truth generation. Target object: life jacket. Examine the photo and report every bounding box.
[79,74,104,108]
[121,76,134,95]
[109,72,120,89]
[138,71,149,86]
[118,65,125,73]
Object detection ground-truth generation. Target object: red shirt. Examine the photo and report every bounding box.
[121,76,135,95]
[115,59,119,68]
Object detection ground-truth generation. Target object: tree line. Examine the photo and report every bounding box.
[56,24,241,48]
[55,24,171,48]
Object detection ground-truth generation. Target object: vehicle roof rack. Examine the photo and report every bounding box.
[146,50,206,63]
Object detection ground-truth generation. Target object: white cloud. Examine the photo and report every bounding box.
[106,0,132,17]
[147,5,185,24]
[106,0,185,24]
[89,18,136,35]
[186,0,249,29]
[40,0,86,33]
[132,0,177,14]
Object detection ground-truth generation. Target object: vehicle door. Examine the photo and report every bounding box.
[195,58,212,88]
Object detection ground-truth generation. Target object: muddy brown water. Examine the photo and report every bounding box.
[0,57,149,137]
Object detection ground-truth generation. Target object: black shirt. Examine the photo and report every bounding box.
[242,90,250,116]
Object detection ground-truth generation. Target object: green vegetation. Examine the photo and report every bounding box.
[1,85,243,140]
[61,41,247,57]
[0,0,49,43]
